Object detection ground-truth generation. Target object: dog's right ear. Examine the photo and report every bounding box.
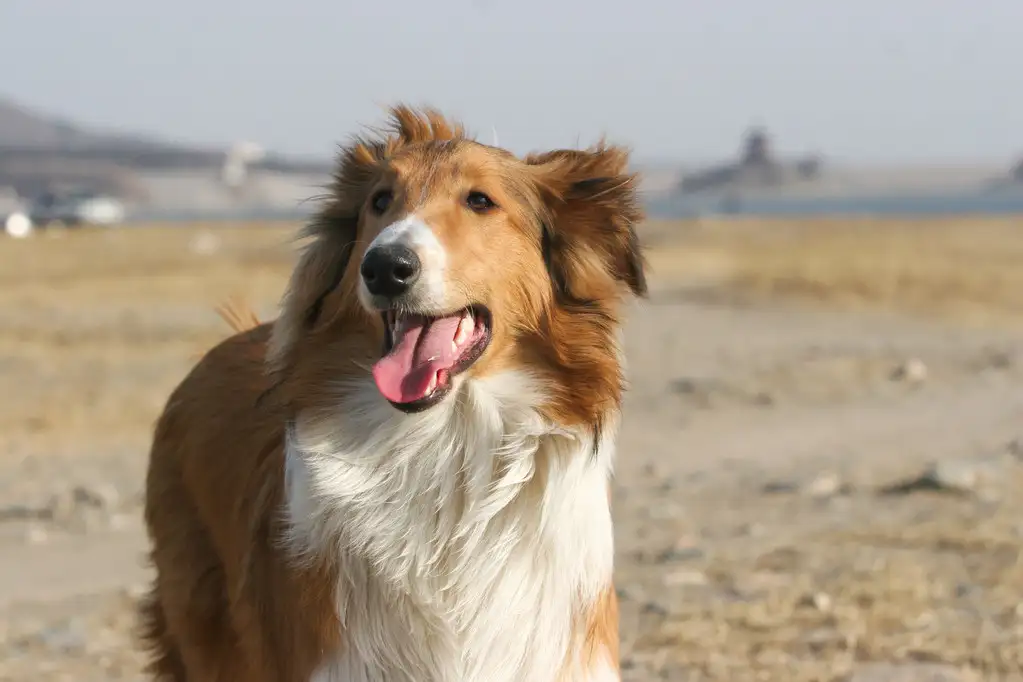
[265,212,358,375]
[265,136,387,373]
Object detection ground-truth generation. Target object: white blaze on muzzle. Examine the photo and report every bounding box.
[358,215,449,312]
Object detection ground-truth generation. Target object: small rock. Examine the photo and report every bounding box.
[879,459,989,496]
[932,460,981,490]
[798,591,833,612]
[891,358,928,383]
[806,472,844,499]
[955,582,980,599]
[810,593,834,613]
[762,479,799,495]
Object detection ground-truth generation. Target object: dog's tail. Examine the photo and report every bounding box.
[215,296,262,334]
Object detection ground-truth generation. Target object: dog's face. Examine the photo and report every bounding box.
[270,107,646,426]
[353,141,547,412]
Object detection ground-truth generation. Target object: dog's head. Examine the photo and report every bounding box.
[269,106,646,428]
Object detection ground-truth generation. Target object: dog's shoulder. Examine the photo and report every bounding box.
[161,322,277,426]
[150,322,286,512]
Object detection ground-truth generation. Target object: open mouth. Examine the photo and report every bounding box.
[371,305,492,412]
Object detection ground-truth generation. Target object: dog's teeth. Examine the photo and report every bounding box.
[454,312,474,346]
[426,374,437,394]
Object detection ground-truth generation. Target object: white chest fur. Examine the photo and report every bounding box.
[284,372,618,682]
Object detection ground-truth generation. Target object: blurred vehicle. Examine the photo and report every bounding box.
[3,210,32,238]
[28,189,126,228]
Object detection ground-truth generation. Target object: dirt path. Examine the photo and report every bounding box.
[2,285,1022,681]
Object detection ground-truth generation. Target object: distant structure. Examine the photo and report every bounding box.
[741,127,771,167]
[677,127,822,194]
[221,141,266,193]
[984,156,1023,191]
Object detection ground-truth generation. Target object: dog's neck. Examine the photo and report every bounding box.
[284,370,618,682]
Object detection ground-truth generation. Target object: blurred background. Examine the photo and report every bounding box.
[2,2,1023,681]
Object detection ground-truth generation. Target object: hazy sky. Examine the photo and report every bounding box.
[2,1,1020,164]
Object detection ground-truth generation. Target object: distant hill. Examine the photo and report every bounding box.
[0,97,332,200]
[0,97,193,153]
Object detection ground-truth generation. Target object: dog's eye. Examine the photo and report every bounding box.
[369,190,393,215]
[466,191,496,213]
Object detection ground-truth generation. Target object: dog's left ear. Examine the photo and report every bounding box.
[526,143,647,308]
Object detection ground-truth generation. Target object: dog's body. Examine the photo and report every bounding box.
[141,107,646,682]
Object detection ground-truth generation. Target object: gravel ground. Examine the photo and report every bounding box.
[2,225,1023,681]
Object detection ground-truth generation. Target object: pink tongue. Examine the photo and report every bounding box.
[372,315,466,404]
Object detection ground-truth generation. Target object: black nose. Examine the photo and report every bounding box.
[360,244,422,298]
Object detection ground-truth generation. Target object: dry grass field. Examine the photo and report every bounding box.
[646,217,1023,325]
[0,223,296,459]
[2,217,1023,681]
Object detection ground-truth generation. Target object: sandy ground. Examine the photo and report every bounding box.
[1,222,1023,681]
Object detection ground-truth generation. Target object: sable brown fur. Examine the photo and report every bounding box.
[139,104,645,681]
[140,324,339,681]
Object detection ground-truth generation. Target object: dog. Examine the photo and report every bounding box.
[140,105,647,682]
